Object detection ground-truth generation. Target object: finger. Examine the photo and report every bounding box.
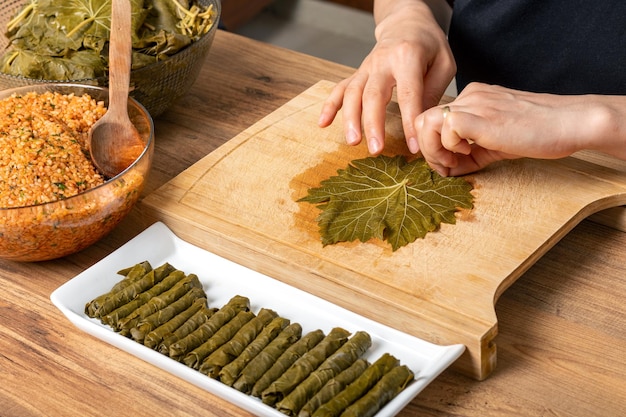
[441,111,472,155]
[416,108,459,172]
[398,50,455,154]
[361,76,394,155]
[441,110,499,152]
[422,53,456,111]
[341,75,370,146]
[395,75,423,154]
[447,148,508,176]
[318,79,349,128]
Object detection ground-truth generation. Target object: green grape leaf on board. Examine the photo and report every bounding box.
[298,155,474,251]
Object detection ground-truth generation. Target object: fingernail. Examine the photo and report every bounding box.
[407,137,419,154]
[368,137,382,154]
[346,127,360,145]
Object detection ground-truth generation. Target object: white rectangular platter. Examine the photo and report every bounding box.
[51,221,465,417]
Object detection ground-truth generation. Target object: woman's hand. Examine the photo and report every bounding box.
[415,82,626,176]
[318,0,455,155]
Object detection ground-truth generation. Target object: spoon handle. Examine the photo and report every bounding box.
[108,0,132,118]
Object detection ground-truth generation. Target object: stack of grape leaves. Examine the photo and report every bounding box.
[85,261,415,417]
[0,0,216,80]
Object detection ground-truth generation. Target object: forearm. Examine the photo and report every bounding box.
[535,92,626,159]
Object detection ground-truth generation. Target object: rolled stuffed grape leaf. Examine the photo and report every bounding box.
[298,155,474,251]
[84,261,154,317]
[251,329,325,398]
[261,327,351,406]
[188,310,256,370]
[220,316,291,387]
[115,261,153,281]
[158,305,217,355]
[130,286,207,343]
[144,297,207,350]
[96,266,183,321]
[117,272,201,333]
[233,322,303,394]
[311,353,399,417]
[275,331,371,416]
[340,365,414,417]
[169,295,250,360]
[198,308,278,377]
[298,358,370,417]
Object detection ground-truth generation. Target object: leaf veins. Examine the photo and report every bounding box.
[298,155,474,251]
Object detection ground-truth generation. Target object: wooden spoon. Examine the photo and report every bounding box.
[87,0,145,178]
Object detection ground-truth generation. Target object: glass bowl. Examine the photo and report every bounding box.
[0,83,154,262]
[0,0,221,117]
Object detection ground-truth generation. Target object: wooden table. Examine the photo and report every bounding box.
[1,30,625,417]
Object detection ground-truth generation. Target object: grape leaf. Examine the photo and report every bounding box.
[298,155,474,251]
[0,0,204,80]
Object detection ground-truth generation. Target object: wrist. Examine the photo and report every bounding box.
[585,97,626,159]
[374,1,440,42]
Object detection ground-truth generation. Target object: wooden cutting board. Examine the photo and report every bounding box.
[140,80,626,380]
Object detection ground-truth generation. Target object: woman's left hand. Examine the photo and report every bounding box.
[414,82,625,176]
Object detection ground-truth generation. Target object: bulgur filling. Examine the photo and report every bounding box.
[0,91,107,208]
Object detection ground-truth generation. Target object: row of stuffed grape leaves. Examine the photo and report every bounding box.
[85,262,415,417]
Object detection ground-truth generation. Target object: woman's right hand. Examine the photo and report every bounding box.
[318,0,456,156]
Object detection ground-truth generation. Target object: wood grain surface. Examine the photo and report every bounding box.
[1,30,625,417]
[141,80,626,380]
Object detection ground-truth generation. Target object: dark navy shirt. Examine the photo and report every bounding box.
[448,0,626,95]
